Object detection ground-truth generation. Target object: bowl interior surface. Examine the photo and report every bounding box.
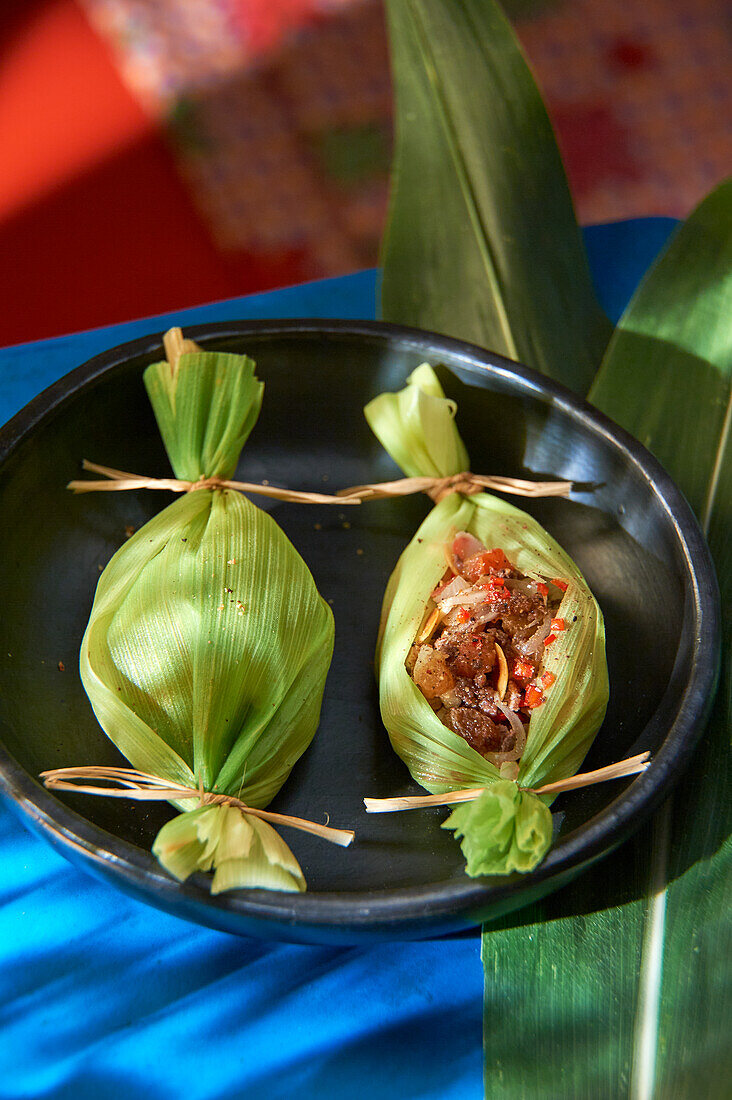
[0,323,716,941]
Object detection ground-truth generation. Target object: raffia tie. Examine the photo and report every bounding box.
[363,752,651,813]
[42,756,650,836]
[68,460,573,504]
[336,471,571,504]
[42,754,649,827]
[41,766,354,847]
[429,472,485,503]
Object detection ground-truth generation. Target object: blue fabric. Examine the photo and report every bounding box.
[582,217,678,323]
[0,814,482,1099]
[0,220,675,1099]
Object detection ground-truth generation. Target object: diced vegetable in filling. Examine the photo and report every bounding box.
[406,532,567,769]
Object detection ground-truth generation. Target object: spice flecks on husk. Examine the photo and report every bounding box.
[366,365,608,876]
[78,330,335,892]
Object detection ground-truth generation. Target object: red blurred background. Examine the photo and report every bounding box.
[1,0,729,347]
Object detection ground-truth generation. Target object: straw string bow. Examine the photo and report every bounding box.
[41,766,355,847]
[363,752,651,813]
[68,460,572,504]
[335,471,572,504]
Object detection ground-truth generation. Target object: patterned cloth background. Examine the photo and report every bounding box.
[80,0,731,284]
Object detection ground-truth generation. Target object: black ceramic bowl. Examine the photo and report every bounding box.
[0,321,719,943]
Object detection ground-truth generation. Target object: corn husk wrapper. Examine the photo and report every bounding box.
[79,339,334,893]
[366,364,608,875]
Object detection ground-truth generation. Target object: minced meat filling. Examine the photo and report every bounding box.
[407,531,565,764]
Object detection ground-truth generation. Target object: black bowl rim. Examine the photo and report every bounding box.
[0,318,721,934]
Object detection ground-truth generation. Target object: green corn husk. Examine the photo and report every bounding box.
[367,364,608,875]
[79,331,334,893]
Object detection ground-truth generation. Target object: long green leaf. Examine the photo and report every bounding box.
[380,0,612,393]
[481,183,732,1097]
[590,181,731,1097]
[590,180,732,522]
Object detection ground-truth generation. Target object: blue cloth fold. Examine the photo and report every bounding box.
[0,812,483,1099]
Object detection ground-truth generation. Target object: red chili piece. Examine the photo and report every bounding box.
[550,617,566,632]
[512,658,534,682]
[483,548,510,572]
[524,685,544,708]
[462,549,510,583]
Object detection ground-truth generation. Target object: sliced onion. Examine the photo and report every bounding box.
[439,583,491,613]
[495,700,527,743]
[437,575,469,603]
[513,614,552,657]
[491,700,528,763]
[486,746,524,766]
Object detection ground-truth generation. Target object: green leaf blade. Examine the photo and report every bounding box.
[589,180,732,522]
[364,362,469,478]
[381,0,611,392]
[480,182,732,1097]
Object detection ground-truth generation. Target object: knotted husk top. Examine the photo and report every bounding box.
[365,364,609,875]
[78,334,334,893]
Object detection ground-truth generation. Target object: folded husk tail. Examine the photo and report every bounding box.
[367,365,608,875]
[364,362,468,479]
[442,782,553,876]
[144,334,264,481]
[153,803,306,894]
